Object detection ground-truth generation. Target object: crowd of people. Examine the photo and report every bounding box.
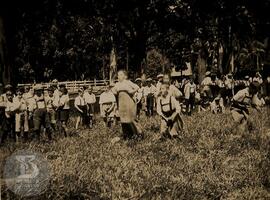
[0,70,269,144]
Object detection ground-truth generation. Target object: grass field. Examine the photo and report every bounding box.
[1,108,270,200]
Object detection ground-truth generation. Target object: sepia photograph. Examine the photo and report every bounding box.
[0,0,270,199]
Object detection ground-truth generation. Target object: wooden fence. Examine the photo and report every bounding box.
[18,79,110,96]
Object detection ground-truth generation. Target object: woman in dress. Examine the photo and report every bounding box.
[112,70,142,140]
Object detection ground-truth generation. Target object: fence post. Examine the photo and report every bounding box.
[94,79,96,87]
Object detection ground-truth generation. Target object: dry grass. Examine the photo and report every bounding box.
[1,108,270,200]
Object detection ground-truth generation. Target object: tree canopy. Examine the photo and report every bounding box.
[0,0,269,84]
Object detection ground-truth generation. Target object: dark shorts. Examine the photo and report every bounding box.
[33,108,47,131]
[76,105,87,117]
[59,109,69,122]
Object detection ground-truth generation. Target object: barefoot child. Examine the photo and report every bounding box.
[157,83,184,139]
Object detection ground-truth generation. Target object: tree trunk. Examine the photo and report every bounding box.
[0,16,11,84]
[197,52,206,83]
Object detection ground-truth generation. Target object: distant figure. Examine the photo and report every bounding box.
[231,82,261,133]
[210,94,225,114]
[13,87,29,142]
[184,77,196,115]
[157,83,183,139]
[2,90,15,143]
[74,88,87,130]
[45,86,57,131]
[224,73,234,104]
[0,93,6,143]
[155,74,164,96]
[134,78,143,119]
[83,85,96,128]
[143,78,156,116]
[112,70,142,140]
[1,84,14,102]
[198,92,210,112]
[99,84,116,128]
[253,72,263,85]
[33,84,53,141]
[201,71,213,99]
[52,79,60,108]
[58,87,70,137]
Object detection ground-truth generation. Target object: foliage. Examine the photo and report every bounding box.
[0,0,270,83]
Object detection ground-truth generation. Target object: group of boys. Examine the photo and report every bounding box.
[133,71,267,117]
[0,80,70,143]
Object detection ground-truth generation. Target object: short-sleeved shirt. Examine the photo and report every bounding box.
[74,96,86,106]
[13,96,27,112]
[169,85,182,98]
[59,94,70,109]
[99,91,116,104]
[184,82,196,99]
[83,92,96,104]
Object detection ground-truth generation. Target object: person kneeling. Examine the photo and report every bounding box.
[157,83,184,140]
[210,94,225,114]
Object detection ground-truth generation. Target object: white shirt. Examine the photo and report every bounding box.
[13,96,27,112]
[59,94,70,109]
[201,77,212,86]
[99,91,116,104]
[184,82,196,99]
[83,91,96,104]
[74,96,86,106]
[169,85,182,98]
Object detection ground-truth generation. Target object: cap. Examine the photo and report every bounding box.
[4,84,13,90]
[157,74,164,78]
[146,78,152,82]
[205,71,211,76]
[52,79,58,84]
[135,78,142,82]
